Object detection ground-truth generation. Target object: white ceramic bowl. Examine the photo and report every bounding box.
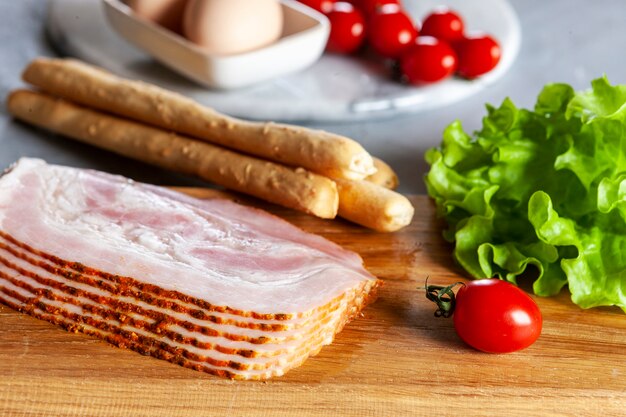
[102,0,330,89]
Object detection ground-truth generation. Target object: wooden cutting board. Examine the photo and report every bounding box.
[1,190,624,417]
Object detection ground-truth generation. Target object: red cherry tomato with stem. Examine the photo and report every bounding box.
[298,0,336,14]
[400,36,457,84]
[326,2,366,54]
[426,279,542,353]
[454,34,501,78]
[420,8,465,42]
[368,9,417,59]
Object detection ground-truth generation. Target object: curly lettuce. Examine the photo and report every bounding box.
[425,77,626,312]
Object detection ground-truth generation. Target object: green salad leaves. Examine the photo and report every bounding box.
[425,77,626,312]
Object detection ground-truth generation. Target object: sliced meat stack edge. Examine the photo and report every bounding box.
[0,158,380,380]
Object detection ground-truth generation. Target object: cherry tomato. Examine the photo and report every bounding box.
[420,8,465,42]
[399,36,457,84]
[298,0,336,14]
[368,9,417,59]
[326,2,366,54]
[355,0,400,15]
[454,34,501,78]
[440,279,542,353]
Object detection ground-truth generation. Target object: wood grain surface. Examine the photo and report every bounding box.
[1,190,624,417]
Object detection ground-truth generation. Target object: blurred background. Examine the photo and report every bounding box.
[1,0,625,194]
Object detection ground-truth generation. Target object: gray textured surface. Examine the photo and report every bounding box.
[2,0,626,193]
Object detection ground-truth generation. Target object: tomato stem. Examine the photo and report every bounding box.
[424,279,465,318]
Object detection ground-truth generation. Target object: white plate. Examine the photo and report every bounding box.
[102,0,330,89]
[46,0,521,122]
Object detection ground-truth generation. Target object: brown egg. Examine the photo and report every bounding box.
[183,0,283,55]
[125,0,188,34]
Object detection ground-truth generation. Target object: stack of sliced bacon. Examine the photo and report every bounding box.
[0,159,379,379]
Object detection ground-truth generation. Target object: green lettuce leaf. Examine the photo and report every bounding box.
[425,77,626,312]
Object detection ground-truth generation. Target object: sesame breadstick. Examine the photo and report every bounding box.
[7,90,339,219]
[366,157,399,190]
[335,179,414,232]
[22,57,376,180]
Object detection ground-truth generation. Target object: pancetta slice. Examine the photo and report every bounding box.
[0,159,380,379]
[0,274,370,376]
[0,254,364,360]
[0,237,350,341]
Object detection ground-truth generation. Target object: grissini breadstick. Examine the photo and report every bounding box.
[365,157,399,190]
[335,178,414,232]
[7,90,339,219]
[22,58,376,180]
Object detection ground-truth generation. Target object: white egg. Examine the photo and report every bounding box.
[183,0,284,55]
[125,0,189,33]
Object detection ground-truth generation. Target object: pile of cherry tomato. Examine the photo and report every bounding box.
[298,0,502,85]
